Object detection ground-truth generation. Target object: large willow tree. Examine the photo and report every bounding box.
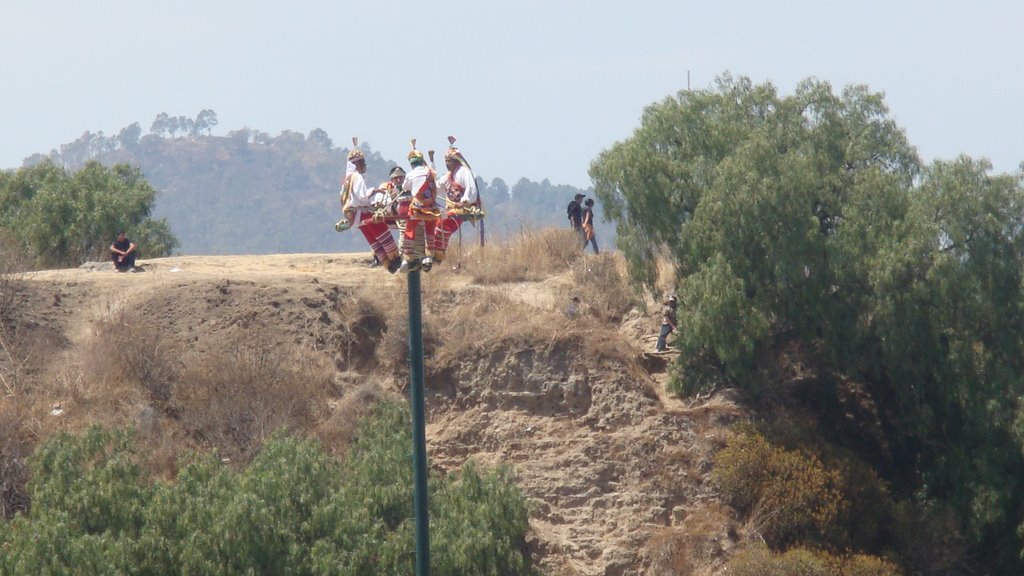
[591,74,1024,573]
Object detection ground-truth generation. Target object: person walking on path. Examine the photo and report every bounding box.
[581,198,598,254]
[655,295,678,352]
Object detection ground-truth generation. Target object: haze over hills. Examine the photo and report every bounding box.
[23,112,611,255]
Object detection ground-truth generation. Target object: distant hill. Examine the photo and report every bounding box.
[25,115,610,255]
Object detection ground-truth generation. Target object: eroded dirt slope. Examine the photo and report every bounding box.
[11,253,746,576]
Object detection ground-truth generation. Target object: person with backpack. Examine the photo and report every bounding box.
[567,193,584,238]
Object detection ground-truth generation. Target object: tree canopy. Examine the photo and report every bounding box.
[0,160,179,268]
[590,74,1024,574]
[0,403,531,575]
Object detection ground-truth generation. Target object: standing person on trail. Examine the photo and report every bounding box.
[430,136,478,269]
[655,294,678,352]
[110,231,138,272]
[581,198,598,254]
[340,138,401,274]
[399,140,440,273]
[567,193,584,238]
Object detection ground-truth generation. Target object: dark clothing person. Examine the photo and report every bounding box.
[655,296,678,352]
[581,200,598,254]
[110,233,137,271]
[567,194,584,233]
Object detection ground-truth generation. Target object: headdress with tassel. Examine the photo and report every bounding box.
[407,138,425,165]
[347,136,365,161]
[443,135,470,169]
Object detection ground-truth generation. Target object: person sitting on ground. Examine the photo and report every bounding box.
[655,294,678,352]
[110,231,138,272]
[566,296,581,319]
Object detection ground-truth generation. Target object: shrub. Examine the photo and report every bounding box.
[712,431,846,549]
[134,433,342,576]
[726,545,903,576]
[1,404,533,575]
[81,308,180,407]
[463,228,581,284]
[669,349,730,397]
[0,242,38,520]
[834,457,893,552]
[0,400,30,519]
[432,462,531,575]
[889,500,967,576]
[308,401,533,576]
[25,426,149,537]
[174,337,333,464]
[0,239,44,398]
[569,252,636,323]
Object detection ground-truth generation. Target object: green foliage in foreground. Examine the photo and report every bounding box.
[0,402,531,576]
[0,160,179,268]
[591,74,1024,574]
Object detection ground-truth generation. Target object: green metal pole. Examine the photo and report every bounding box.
[407,269,430,576]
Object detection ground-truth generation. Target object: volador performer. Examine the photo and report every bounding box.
[430,136,482,266]
[338,137,402,273]
[399,139,441,273]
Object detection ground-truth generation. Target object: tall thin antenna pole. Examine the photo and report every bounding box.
[408,270,430,576]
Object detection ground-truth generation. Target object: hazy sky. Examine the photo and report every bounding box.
[3,0,1022,188]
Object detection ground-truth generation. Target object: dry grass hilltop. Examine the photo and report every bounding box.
[1,230,750,576]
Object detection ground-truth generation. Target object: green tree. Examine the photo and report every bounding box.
[1,406,532,576]
[118,122,142,151]
[590,74,1024,573]
[195,109,219,136]
[0,160,179,267]
[866,157,1024,569]
[150,112,170,137]
[591,74,919,381]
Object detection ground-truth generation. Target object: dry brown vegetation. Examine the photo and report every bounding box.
[1,241,57,518]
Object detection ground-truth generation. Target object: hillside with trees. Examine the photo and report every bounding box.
[4,75,1024,574]
[21,112,603,255]
[592,74,1024,574]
